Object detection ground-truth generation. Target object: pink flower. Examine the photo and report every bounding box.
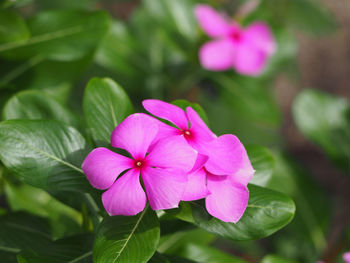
[82,113,197,216]
[195,4,276,76]
[143,99,255,222]
[344,252,350,263]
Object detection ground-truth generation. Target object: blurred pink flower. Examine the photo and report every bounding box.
[143,99,254,222]
[82,113,197,216]
[344,252,350,263]
[195,4,276,76]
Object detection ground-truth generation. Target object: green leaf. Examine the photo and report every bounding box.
[261,254,298,263]
[0,10,110,61]
[247,145,276,187]
[179,243,248,263]
[2,90,78,127]
[83,77,133,146]
[149,252,196,263]
[93,206,160,263]
[0,10,29,44]
[293,89,350,173]
[0,212,52,262]
[0,119,90,191]
[170,185,295,241]
[18,234,93,263]
[171,99,209,125]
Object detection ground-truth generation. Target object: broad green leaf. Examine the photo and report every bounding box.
[169,185,295,241]
[149,252,196,263]
[0,212,52,263]
[261,254,298,263]
[2,90,78,127]
[179,243,248,263]
[293,89,350,173]
[171,99,209,125]
[247,145,276,187]
[94,206,160,263]
[83,77,133,145]
[0,120,90,191]
[18,234,93,263]
[0,11,29,44]
[0,10,110,61]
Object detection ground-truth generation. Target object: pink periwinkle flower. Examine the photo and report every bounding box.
[344,252,350,263]
[143,99,255,222]
[82,113,197,216]
[195,4,276,76]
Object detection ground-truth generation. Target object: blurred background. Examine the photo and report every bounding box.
[1,0,350,262]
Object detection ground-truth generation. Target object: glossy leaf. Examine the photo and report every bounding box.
[93,206,160,263]
[18,234,93,263]
[149,252,196,263]
[83,77,133,145]
[172,99,209,125]
[0,10,110,61]
[0,212,52,263]
[2,90,78,127]
[293,89,350,173]
[169,185,295,241]
[179,243,248,263]
[247,145,276,187]
[0,120,90,191]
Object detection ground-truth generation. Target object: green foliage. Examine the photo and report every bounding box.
[83,77,133,146]
[94,206,160,263]
[261,254,298,263]
[293,89,350,174]
[0,120,90,191]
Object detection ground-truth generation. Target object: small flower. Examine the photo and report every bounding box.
[143,99,254,222]
[195,4,276,76]
[344,252,350,263]
[82,113,197,216]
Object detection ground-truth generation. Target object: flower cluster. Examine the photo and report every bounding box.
[82,100,254,223]
[195,4,276,76]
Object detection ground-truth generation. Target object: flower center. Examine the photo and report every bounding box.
[182,129,193,139]
[230,31,241,42]
[134,159,145,169]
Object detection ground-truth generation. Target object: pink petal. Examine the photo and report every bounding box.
[148,120,179,152]
[344,252,350,263]
[189,153,209,173]
[186,106,216,151]
[82,147,133,190]
[146,136,197,172]
[230,152,255,186]
[233,41,267,76]
[102,169,146,216]
[199,39,235,71]
[194,4,233,38]
[244,21,276,56]
[206,173,249,223]
[141,167,187,210]
[142,99,189,130]
[182,168,210,201]
[111,113,159,159]
[204,134,245,176]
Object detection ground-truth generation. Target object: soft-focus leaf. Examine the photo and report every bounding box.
[247,145,276,187]
[0,120,90,191]
[169,185,295,241]
[261,254,298,263]
[179,243,248,263]
[293,89,350,173]
[2,90,78,127]
[0,212,52,263]
[149,252,196,263]
[172,99,209,125]
[93,206,160,263]
[4,182,82,239]
[0,11,29,44]
[0,10,110,61]
[83,77,133,146]
[18,234,93,263]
